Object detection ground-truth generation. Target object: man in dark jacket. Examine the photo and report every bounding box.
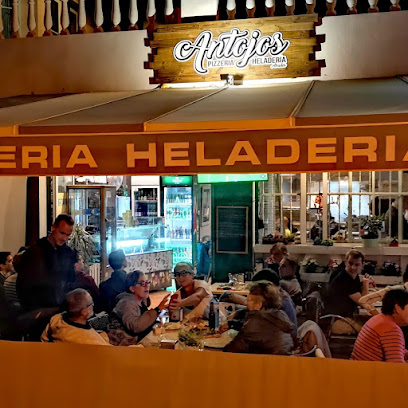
[100,249,127,312]
[16,214,76,312]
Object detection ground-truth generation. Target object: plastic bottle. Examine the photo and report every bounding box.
[208,299,220,330]
[169,293,183,322]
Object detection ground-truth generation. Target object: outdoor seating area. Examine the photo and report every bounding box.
[2,2,408,407]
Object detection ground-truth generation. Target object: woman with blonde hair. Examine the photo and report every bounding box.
[224,282,294,355]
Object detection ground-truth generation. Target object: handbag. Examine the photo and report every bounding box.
[88,312,109,331]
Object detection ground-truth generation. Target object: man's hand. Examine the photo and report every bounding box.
[219,323,229,333]
[158,294,170,311]
[363,274,376,288]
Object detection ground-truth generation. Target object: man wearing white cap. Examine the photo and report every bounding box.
[169,262,213,321]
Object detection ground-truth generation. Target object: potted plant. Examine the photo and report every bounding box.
[360,215,385,248]
[381,262,401,277]
[67,225,98,273]
[301,258,319,274]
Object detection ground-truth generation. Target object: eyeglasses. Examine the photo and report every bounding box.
[174,271,192,278]
[83,302,94,309]
[137,280,151,287]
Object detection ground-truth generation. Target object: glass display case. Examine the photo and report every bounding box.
[67,186,117,275]
[131,186,160,219]
[116,221,166,255]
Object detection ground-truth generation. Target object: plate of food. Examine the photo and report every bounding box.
[204,336,232,349]
[164,322,182,331]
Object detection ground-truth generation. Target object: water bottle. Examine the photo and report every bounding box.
[208,299,220,330]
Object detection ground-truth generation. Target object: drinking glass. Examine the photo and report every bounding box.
[197,339,205,351]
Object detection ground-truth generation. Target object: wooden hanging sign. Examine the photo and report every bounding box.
[146,14,325,84]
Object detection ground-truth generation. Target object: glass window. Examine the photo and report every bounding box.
[258,174,300,239]
[306,173,323,242]
[259,171,408,244]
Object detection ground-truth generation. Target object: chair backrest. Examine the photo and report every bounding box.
[302,291,324,322]
[297,320,332,358]
[295,344,318,357]
[318,314,358,359]
[319,314,359,339]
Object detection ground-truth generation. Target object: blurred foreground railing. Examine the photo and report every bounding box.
[0,0,403,39]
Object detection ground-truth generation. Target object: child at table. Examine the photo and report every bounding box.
[223,282,294,355]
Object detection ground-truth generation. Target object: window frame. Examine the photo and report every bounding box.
[259,171,407,244]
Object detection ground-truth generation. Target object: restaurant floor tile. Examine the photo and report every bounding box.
[150,289,172,308]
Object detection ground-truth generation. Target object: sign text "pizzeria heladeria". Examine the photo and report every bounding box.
[173,28,290,74]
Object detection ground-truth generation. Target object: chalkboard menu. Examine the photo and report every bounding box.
[216,206,249,254]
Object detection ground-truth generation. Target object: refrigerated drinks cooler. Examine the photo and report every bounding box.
[67,185,117,274]
[163,178,193,266]
[131,186,160,223]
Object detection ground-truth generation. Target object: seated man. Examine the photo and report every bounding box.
[265,242,289,273]
[100,249,128,312]
[351,289,408,363]
[168,262,212,321]
[0,251,24,339]
[73,253,102,312]
[279,258,302,302]
[224,282,294,355]
[0,252,14,285]
[41,288,111,346]
[325,250,375,334]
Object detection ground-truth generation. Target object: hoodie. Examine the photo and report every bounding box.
[41,313,111,346]
[112,292,158,338]
[224,309,294,355]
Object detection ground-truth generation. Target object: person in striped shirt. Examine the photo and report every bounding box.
[351,289,408,363]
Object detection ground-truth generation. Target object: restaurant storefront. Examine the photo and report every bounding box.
[2,76,408,282]
[1,9,408,408]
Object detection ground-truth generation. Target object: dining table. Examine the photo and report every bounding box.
[210,282,250,296]
[358,301,382,316]
[141,323,236,350]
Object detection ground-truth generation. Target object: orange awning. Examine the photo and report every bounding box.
[0,77,408,176]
